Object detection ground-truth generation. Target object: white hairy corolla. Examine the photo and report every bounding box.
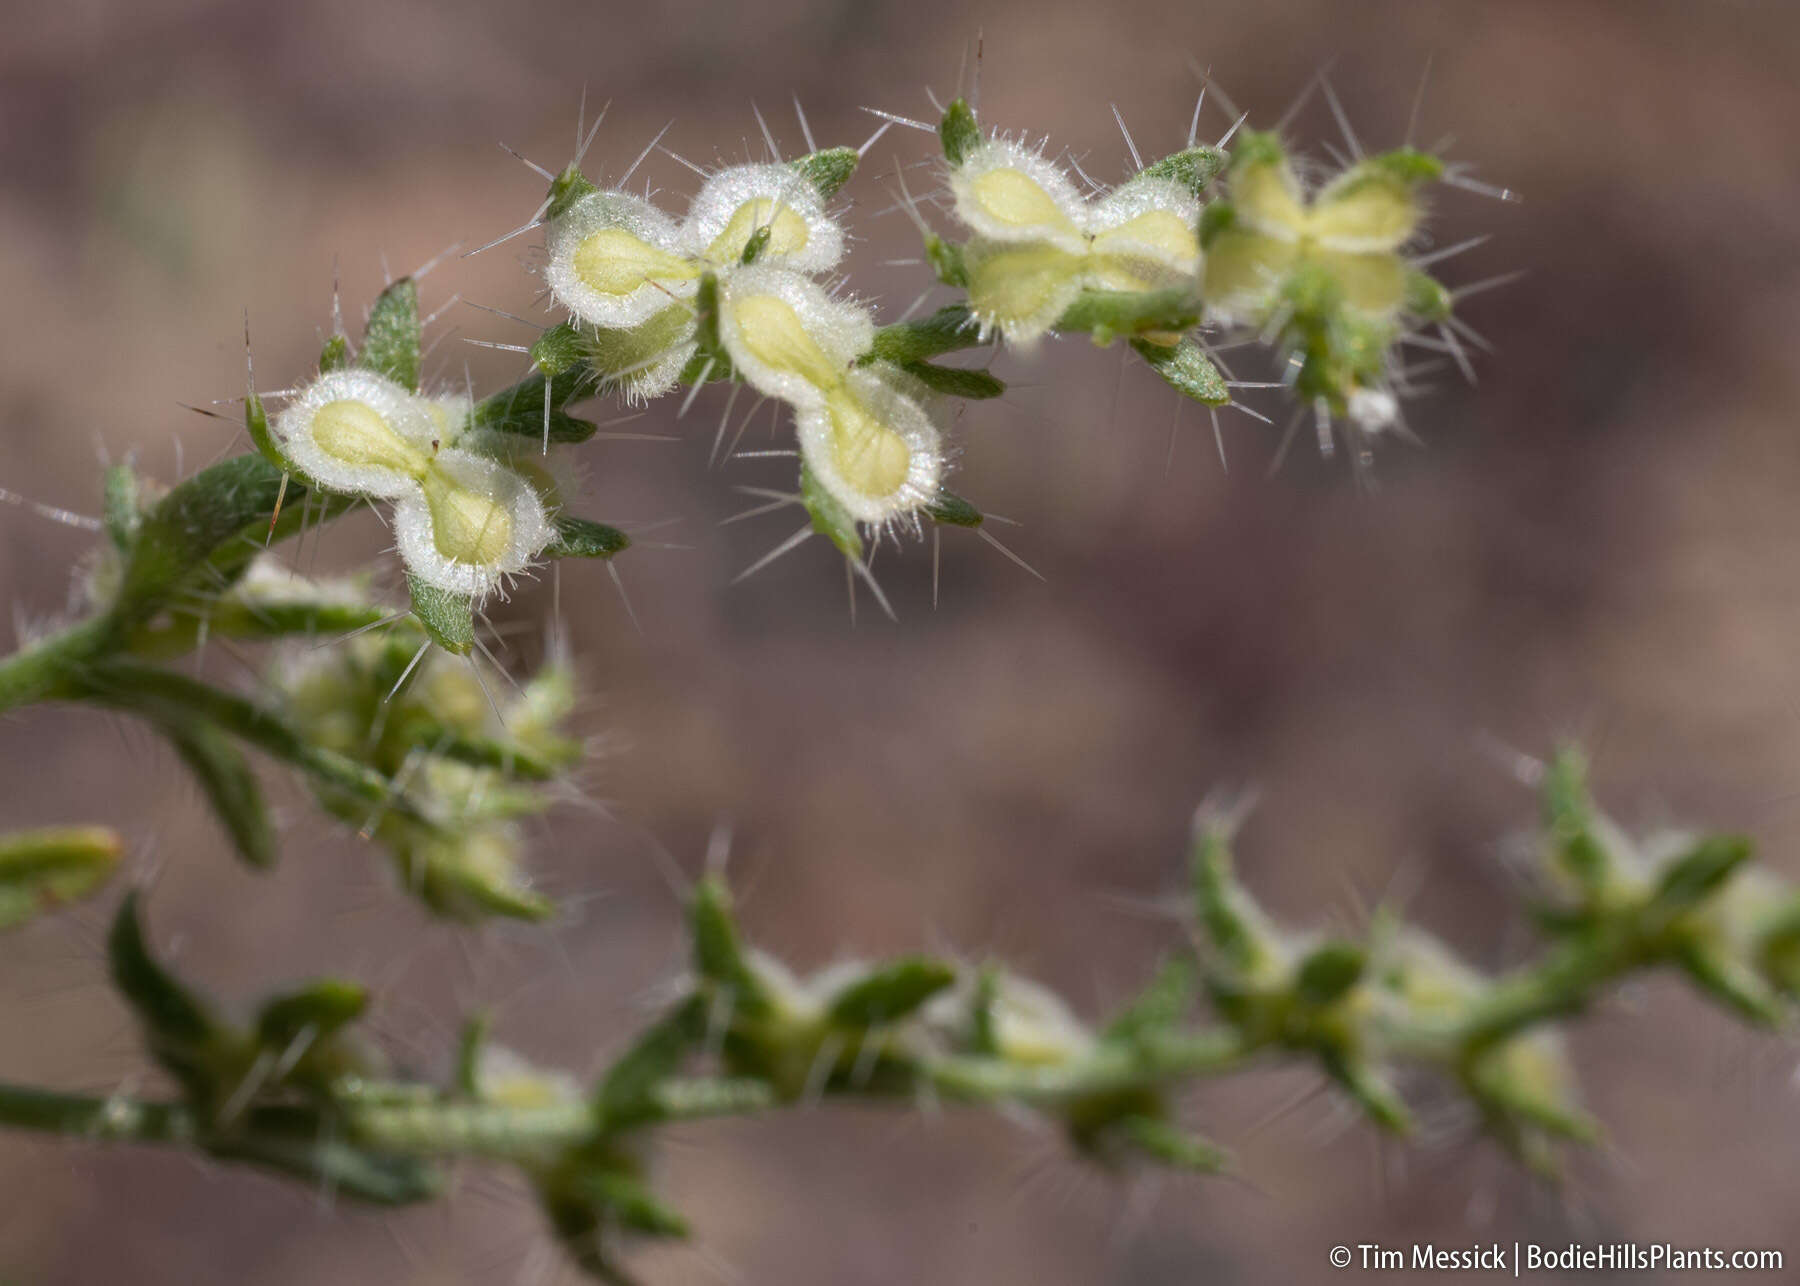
[948,137,1201,345]
[717,267,944,525]
[271,368,437,497]
[270,370,555,600]
[1204,142,1427,325]
[679,163,844,274]
[546,191,696,330]
[390,449,554,599]
[545,165,847,405]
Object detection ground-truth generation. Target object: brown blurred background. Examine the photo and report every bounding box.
[4,0,1800,1281]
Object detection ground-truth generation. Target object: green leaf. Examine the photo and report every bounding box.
[1109,1113,1230,1172]
[939,98,981,167]
[71,660,434,828]
[255,980,369,1050]
[115,454,284,621]
[544,515,630,560]
[1189,816,1274,977]
[107,892,226,1101]
[114,454,353,627]
[358,277,421,392]
[102,462,141,552]
[596,995,707,1129]
[210,1104,442,1205]
[927,234,968,287]
[689,271,729,375]
[967,965,1002,1054]
[318,333,351,374]
[399,831,555,923]
[546,163,600,223]
[1650,836,1753,920]
[406,575,475,656]
[825,958,957,1027]
[243,388,287,472]
[1405,269,1453,322]
[792,146,859,200]
[0,826,122,929]
[1322,1050,1411,1132]
[801,463,862,560]
[1136,146,1229,200]
[560,1169,691,1239]
[1197,200,1237,249]
[158,718,277,869]
[1541,746,1610,895]
[473,333,600,445]
[898,360,1004,400]
[1294,942,1366,1007]
[868,305,984,365]
[1674,940,1784,1026]
[454,1013,491,1097]
[1131,338,1230,406]
[924,489,983,528]
[1104,955,1198,1046]
[689,878,773,1019]
[738,224,772,266]
[1056,288,1201,344]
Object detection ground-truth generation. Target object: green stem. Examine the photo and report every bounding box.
[1454,928,1646,1053]
[67,661,432,825]
[0,1082,196,1145]
[926,1030,1250,1103]
[0,615,119,716]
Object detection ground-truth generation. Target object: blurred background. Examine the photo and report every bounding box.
[4,0,1800,1281]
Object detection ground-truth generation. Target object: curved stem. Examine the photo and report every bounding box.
[0,1082,196,1145]
[0,616,119,716]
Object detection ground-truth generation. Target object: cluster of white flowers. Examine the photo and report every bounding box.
[545,161,946,530]
[945,135,1204,346]
[268,367,560,601]
[1199,132,1449,439]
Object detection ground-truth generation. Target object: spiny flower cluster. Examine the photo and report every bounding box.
[541,151,947,531]
[276,618,583,920]
[1201,130,1451,444]
[267,366,557,601]
[921,92,1505,463]
[946,133,1203,345]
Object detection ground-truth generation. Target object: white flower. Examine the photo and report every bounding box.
[546,191,696,331]
[391,449,553,599]
[717,267,944,526]
[948,138,1201,345]
[270,368,436,497]
[544,165,850,407]
[267,369,558,602]
[680,163,845,274]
